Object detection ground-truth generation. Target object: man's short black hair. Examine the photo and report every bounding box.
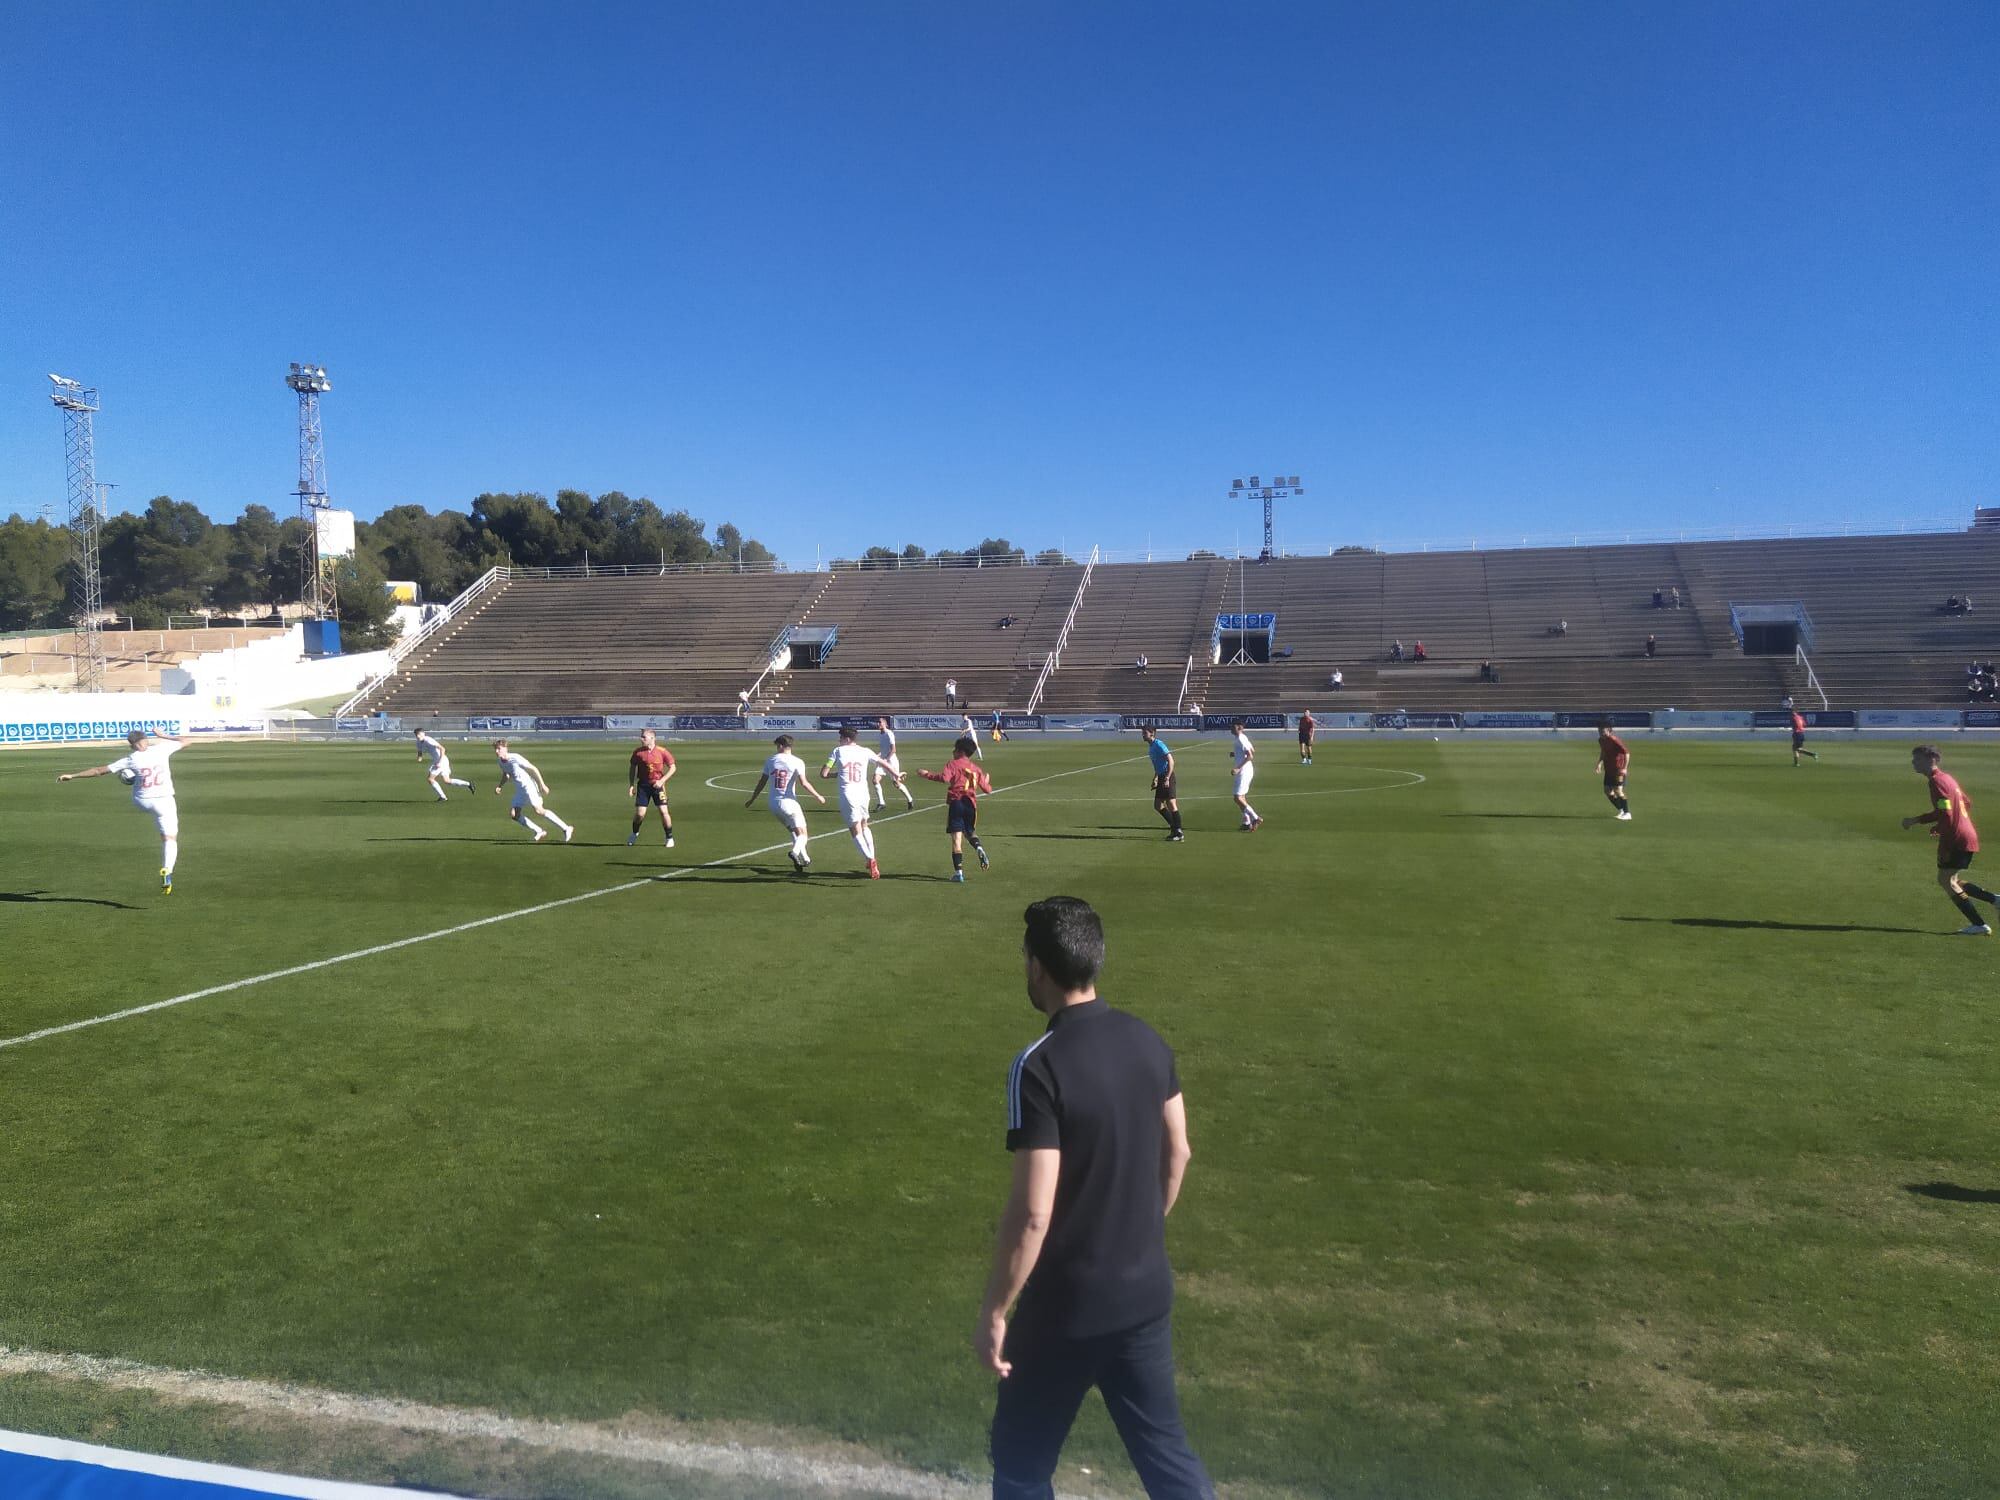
[954,735,978,757]
[1914,743,1943,765]
[774,734,793,749]
[838,726,856,741]
[1023,896,1105,991]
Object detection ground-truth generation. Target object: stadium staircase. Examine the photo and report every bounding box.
[1034,558,1232,712]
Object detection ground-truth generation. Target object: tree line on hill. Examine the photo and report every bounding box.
[0,487,1052,646]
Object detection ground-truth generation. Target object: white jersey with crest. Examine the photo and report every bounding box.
[763,751,809,810]
[825,743,883,813]
[876,726,898,765]
[1232,732,1255,770]
[498,750,541,789]
[107,740,182,809]
[418,733,448,768]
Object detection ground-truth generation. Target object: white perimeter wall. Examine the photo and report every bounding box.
[159,626,393,708]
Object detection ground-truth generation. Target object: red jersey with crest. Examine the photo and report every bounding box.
[921,755,993,804]
[1924,769,1979,856]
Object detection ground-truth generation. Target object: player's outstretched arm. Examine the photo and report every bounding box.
[56,764,114,782]
[806,780,827,803]
[917,767,946,783]
[745,774,770,808]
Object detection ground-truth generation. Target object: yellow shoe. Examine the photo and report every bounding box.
[160,867,173,895]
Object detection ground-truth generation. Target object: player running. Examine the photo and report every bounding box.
[873,715,915,810]
[1140,725,1186,842]
[1790,707,1819,766]
[959,712,983,760]
[1901,745,2000,935]
[626,727,677,848]
[821,726,905,879]
[1594,721,1632,820]
[493,740,574,842]
[56,729,187,893]
[415,728,475,800]
[746,734,826,874]
[919,734,993,882]
[1298,709,1316,766]
[1229,719,1261,830]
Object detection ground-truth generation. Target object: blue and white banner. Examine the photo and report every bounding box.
[1858,708,1964,729]
[1045,713,1125,731]
[1458,710,1556,729]
[1122,714,1200,731]
[0,1426,451,1498]
[1374,712,1461,730]
[605,714,675,731]
[890,714,970,732]
[1654,710,1754,728]
[332,717,371,733]
[749,714,818,732]
[1966,709,2000,729]
[999,713,1044,730]
[1555,711,1650,729]
[1201,713,1287,731]
[532,714,606,731]
[0,716,186,745]
[817,715,889,731]
[1751,709,1855,729]
[183,717,270,736]
[1215,612,1277,631]
[675,714,747,730]
[467,715,530,732]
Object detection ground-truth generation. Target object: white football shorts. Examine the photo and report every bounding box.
[510,784,544,812]
[429,756,453,780]
[770,797,805,830]
[1232,764,1256,796]
[839,790,873,824]
[141,797,179,839]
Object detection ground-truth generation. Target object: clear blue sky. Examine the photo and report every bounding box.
[1,1,1993,560]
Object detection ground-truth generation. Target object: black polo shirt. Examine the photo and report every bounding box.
[1005,998,1182,1338]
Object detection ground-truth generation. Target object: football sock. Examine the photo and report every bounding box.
[851,831,869,860]
[969,835,984,853]
[863,828,877,859]
[433,784,449,801]
[900,782,915,805]
[451,777,474,788]
[1952,892,1984,924]
[549,814,573,835]
[952,849,964,871]
[1965,882,2000,906]
[792,832,809,861]
[162,841,178,875]
[1169,809,1183,834]
[631,813,645,834]
[662,822,674,844]
[1242,803,1258,822]
[521,816,546,837]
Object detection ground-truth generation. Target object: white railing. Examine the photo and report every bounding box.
[1026,546,1098,712]
[1174,653,1195,711]
[1796,644,1829,711]
[334,566,506,716]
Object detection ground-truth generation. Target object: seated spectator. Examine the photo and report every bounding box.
[1135,653,1149,674]
[1551,619,1568,635]
[1652,589,1664,609]
[996,614,1018,629]
[1966,595,1976,613]
[1478,658,1495,683]
[1390,639,1405,661]
[1328,669,1344,690]
[1670,586,1683,609]
[1273,644,1294,659]
[1413,640,1428,662]
[1645,634,1657,659]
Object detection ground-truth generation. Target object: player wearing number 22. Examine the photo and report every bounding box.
[56,729,189,894]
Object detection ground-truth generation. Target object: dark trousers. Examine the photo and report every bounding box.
[991,1309,1212,1499]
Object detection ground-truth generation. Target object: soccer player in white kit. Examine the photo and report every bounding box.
[492,740,574,842]
[415,728,474,800]
[822,726,905,879]
[873,715,915,809]
[1229,718,1262,831]
[745,734,826,873]
[57,729,187,893]
[959,712,983,760]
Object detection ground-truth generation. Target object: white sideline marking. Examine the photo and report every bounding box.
[0,1345,982,1499]
[0,754,1141,1054]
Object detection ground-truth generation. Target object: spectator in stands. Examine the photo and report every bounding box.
[945,677,959,708]
[1645,634,1657,659]
[1135,653,1149,674]
[1185,700,1203,721]
[1328,669,1343,691]
[1478,659,1494,683]
[1670,586,1683,609]
[1652,588,1664,609]
[1390,639,1405,661]
[998,614,1019,630]
[737,688,751,717]
[1413,641,1428,663]
[1551,619,1568,635]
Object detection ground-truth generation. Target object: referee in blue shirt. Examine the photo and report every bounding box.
[1141,726,1185,842]
[975,896,1212,1498]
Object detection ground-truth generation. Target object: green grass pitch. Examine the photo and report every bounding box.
[3,734,1998,1497]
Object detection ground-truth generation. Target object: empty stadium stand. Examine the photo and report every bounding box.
[346,530,2000,718]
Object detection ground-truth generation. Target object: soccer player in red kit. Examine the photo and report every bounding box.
[919,735,993,882]
[1790,708,1819,766]
[627,728,677,848]
[1593,721,1632,820]
[1901,745,2000,935]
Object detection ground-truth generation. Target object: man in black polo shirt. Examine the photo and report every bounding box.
[975,897,1212,1499]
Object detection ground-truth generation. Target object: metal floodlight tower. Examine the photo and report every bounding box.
[48,374,108,690]
[1227,473,1304,561]
[286,361,338,619]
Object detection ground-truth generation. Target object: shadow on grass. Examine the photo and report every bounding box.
[1007,831,1142,841]
[604,862,951,884]
[0,889,141,910]
[1446,812,1597,821]
[1905,1182,2000,1205]
[368,836,533,845]
[1616,916,1937,936]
